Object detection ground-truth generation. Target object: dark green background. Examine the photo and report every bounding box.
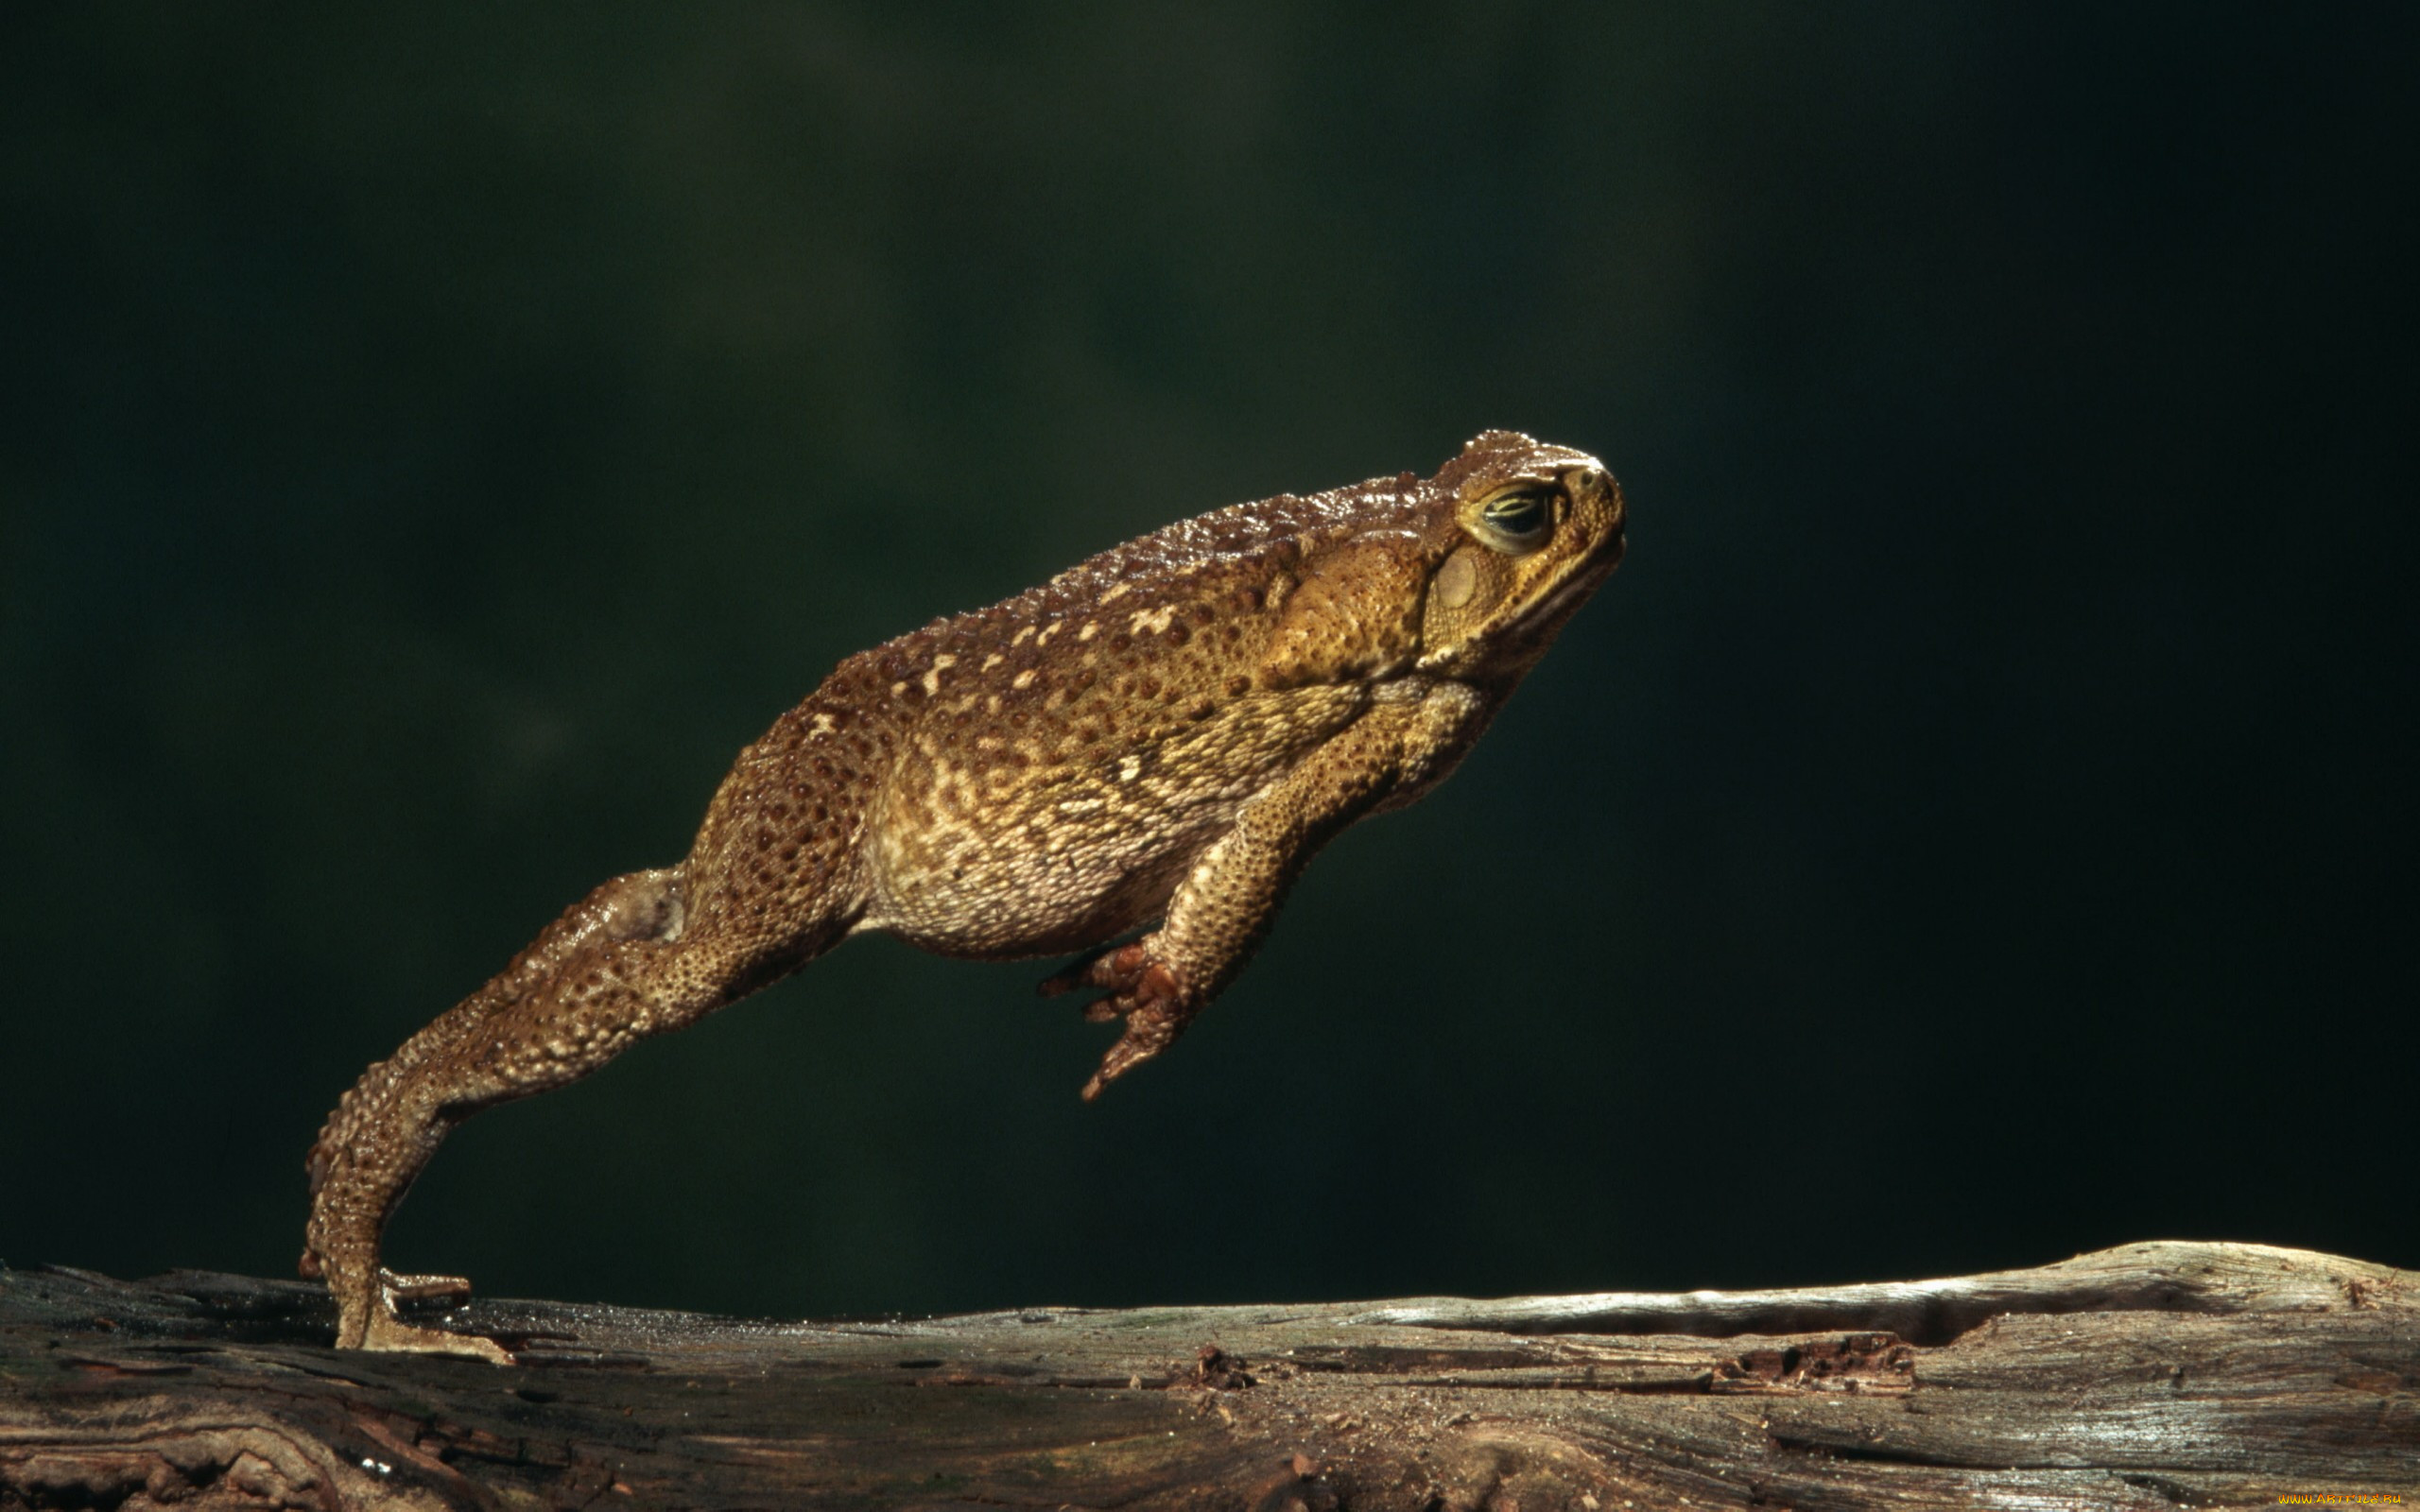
[4,5,2412,1319]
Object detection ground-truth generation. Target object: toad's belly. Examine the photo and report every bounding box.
[861,804,1229,958]
[857,684,1367,957]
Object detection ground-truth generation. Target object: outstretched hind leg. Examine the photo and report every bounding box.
[302,866,842,1360]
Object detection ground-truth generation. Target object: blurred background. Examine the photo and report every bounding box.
[3,4,2412,1321]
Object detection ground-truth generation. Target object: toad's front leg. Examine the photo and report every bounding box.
[1042,692,1474,1100]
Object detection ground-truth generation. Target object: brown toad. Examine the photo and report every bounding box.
[303,430,1627,1360]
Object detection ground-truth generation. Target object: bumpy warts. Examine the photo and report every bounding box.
[303,431,1627,1359]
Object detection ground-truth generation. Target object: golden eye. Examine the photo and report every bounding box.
[1478,487,1554,551]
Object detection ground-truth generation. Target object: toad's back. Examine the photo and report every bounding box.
[807,472,1440,954]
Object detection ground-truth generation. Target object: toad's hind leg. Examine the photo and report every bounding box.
[303,747,869,1359]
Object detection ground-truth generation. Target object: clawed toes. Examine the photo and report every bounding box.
[1049,943,1198,1100]
[1077,959,1184,1025]
[361,1314,516,1366]
[1078,1001,1191,1102]
[1038,941,1151,999]
[1081,1041,1144,1103]
[1043,942,1185,1026]
[381,1269,475,1305]
[1080,1029,1161,1103]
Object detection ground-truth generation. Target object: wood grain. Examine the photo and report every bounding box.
[2,1241,2411,1509]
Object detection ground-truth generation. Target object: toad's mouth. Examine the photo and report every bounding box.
[1528,571,1597,627]
[1521,541,1624,630]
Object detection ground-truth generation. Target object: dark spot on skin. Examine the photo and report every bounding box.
[1167,626,1190,646]
[1226,675,1251,696]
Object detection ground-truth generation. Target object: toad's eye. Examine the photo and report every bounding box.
[1478,487,1554,551]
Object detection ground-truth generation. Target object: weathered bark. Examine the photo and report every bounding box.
[1,1241,2411,1510]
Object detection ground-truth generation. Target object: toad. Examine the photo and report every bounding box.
[304,430,1627,1359]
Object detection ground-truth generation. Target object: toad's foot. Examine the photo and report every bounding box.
[303,1245,511,1362]
[1082,1005,1191,1102]
[366,1269,510,1362]
[361,1310,516,1365]
[1039,941,1170,1022]
[1043,939,1200,1101]
[381,1270,474,1305]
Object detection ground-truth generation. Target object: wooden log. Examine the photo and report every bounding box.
[1,1241,2411,1509]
